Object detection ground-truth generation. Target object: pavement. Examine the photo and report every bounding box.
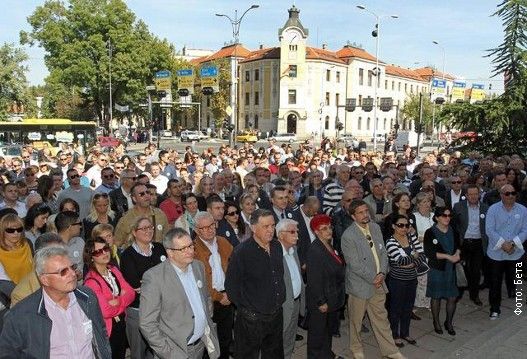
[292,285,526,359]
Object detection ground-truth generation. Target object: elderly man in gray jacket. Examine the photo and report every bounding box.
[341,200,405,359]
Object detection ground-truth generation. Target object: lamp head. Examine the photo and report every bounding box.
[357,5,366,10]
[433,40,439,45]
[251,5,259,9]
[391,15,399,19]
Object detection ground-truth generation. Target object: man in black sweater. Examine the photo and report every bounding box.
[225,209,286,359]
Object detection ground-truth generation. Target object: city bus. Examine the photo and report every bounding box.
[0,118,97,153]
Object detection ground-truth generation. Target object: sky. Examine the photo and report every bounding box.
[1,0,505,92]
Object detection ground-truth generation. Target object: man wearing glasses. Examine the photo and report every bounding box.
[95,167,118,194]
[0,246,111,358]
[109,169,136,220]
[193,212,234,359]
[341,200,405,359]
[57,168,95,219]
[114,183,169,248]
[140,228,220,359]
[85,153,109,189]
[485,184,527,320]
[56,211,85,280]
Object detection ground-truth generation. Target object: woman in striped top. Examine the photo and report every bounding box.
[386,214,427,347]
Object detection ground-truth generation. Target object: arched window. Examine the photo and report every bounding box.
[367,117,371,130]
[325,116,330,130]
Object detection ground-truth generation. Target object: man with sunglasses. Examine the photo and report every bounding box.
[56,211,85,280]
[85,153,109,189]
[57,168,95,219]
[443,175,466,211]
[114,183,169,248]
[341,200,405,359]
[109,169,136,220]
[0,246,112,358]
[95,167,118,194]
[485,184,527,320]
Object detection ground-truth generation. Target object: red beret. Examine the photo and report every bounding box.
[310,214,332,232]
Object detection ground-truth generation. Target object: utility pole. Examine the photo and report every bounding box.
[416,92,424,157]
[108,39,113,136]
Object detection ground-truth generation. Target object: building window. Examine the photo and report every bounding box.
[358,117,362,130]
[289,45,297,51]
[254,91,259,105]
[325,92,330,106]
[254,114,259,128]
[405,83,408,92]
[245,71,250,82]
[245,92,250,105]
[385,80,388,90]
[288,89,297,104]
[368,70,373,86]
[245,114,249,125]
[392,81,395,90]
[289,65,297,78]
[255,69,260,81]
[325,116,330,130]
[358,94,363,106]
[336,71,341,83]
[384,118,387,130]
[367,117,371,130]
[410,84,413,93]
[359,68,364,85]
[326,69,331,81]
[398,82,401,91]
[335,93,340,106]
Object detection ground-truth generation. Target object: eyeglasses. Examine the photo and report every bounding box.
[114,166,124,170]
[451,181,462,184]
[503,191,517,197]
[99,158,108,162]
[42,264,77,277]
[69,174,80,179]
[5,227,24,234]
[175,162,182,165]
[197,222,216,231]
[59,158,68,161]
[92,245,111,257]
[366,235,374,248]
[103,174,115,179]
[439,214,452,218]
[394,223,411,228]
[137,225,154,232]
[166,243,195,252]
[226,210,240,216]
[22,156,30,159]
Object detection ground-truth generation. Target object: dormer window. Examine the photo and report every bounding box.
[289,44,298,52]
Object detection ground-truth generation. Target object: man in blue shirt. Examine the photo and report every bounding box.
[485,184,527,320]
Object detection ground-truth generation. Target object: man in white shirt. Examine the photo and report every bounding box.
[85,153,108,189]
[148,162,169,194]
[0,182,27,217]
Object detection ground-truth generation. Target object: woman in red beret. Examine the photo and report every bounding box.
[306,214,346,359]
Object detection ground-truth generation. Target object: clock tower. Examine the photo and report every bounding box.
[278,5,309,134]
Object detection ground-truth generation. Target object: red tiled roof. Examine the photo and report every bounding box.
[191,43,251,64]
[306,47,346,64]
[240,47,281,63]
[385,65,427,82]
[414,67,455,81]
[336,46,378,62]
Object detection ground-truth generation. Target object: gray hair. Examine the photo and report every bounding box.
[34,233,64,251]
[163,227,191,250]
[35,246,70,276]
[250,208,273,225]
[194,211,214,227]
[276,219,298,234]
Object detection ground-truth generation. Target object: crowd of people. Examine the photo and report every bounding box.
[0,138,526,359]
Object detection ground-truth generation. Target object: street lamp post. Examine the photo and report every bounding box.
[216,5,259,147]
[108,39,113,136]
[357,5,398,152]
[432,40,446,147]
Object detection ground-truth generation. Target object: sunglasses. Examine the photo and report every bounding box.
[92,244,111,257]
[451,181,462,184]
[503,191,517,197]
[5,227,24,234]
[136,191,150,197]
[60,158,68,161]
[114,166,124,170]
[99,158,108,162]
[42,264,77,277]
[22,156,30,159]
[439,214,452,218]
[366,235,374,248]
[226,210,240,216]
[69,174,80,179]
[395,223,411,228]
[103,174,115,179]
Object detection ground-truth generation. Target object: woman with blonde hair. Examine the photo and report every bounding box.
[91,223,121,268]
[83,193,117,241]
[0,214,33,284]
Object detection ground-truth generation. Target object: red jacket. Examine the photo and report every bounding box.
[84,265,135,336]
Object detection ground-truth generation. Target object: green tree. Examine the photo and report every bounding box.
[21,0,175,125]
[437,0,527,155]
[401,93,434,133]
[0,43,29,120]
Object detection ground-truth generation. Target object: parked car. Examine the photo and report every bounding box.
[337,134,359,149]
[370,132,386,143]
[236,131,258,143]
[180,130,201,142]
[199,131,210,140]
[162,130,173,138]
[269,133,297,143]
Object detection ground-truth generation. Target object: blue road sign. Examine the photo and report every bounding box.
[432,78,447,88]
[155,70,171,78]
[200,66,218,77]
[177,69,193,77]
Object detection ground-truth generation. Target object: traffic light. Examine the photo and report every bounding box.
[227,124,235,132]
[222,119,229,128]
[362,97,374,112]
[337,122,344,131]
[415,122,423,133]
[177,89,189,97]
[379,97,393,112]
[372,23,378,37]
[345,98,356,112]
[157,90,167,98]
[202,87,214,96]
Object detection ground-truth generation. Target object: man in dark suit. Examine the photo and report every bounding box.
[293,196,320,269]
[109,169,136,220]
[277,219,304,359]
[140,228,220,359]
[443,174,466,211]
[271,186,295,226]
[409,166,446,199]
[452,184,488,306]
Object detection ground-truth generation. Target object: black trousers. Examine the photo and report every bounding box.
[387,276,417,339]
[110,315,128,359]
[488,258,518,313]
[234,307,284,359]
[213,302,234,359]
[462,239,484,299]
[307,309,337,359]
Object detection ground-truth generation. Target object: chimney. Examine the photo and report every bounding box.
[322,43,327,50]
[259,44,264,49]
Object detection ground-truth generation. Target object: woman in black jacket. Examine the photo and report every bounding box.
[306,214,345,359]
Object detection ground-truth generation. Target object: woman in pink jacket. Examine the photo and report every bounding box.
[84,237,135,359]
